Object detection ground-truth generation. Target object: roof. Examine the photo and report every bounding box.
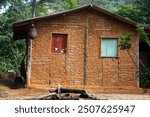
[13,4,150,40]
[13,4,137,27]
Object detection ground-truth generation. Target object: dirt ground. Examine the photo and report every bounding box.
[0,83,150,100]
[0,84,49,100]
[1,72,150,100]
[0,72,48,100]
[89,93,150,100]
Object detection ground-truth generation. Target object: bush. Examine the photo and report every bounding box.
[140,67,150,88]
[119,33,131,50]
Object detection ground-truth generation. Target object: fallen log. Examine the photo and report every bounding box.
[49,88,89,98]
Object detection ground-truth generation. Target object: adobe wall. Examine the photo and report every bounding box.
[30,9,138,92]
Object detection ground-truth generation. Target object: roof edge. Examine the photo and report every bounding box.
[13,4,92,26]
[13,4,150,31]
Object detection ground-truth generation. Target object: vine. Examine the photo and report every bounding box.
[119,28,150,88]
[136,24,149,42]
[136,24,150,88]
[119,33,131,50]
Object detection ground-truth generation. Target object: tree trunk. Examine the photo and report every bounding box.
[32,0,36,17]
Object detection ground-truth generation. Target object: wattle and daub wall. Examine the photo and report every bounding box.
[30,9,139,92]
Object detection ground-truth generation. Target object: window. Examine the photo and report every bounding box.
[51,33,67,53]
[101,38,118,57]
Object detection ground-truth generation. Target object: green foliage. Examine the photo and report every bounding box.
[78,0,111,7]
[48,0,78,12]
[140,67,150,88]
[36,3,49,16]
[117,0,150,27]
[65,0,78,9]
[0,0,29,73]
[136,24,149,42]
[117,4,141,23]
[0,0,8,9]
[119,33,131,50]
[61,0,78,9]
[135,0,150,26]
[78,0,125,11]
[0,38,26,73]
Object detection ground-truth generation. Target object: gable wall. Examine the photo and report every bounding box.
[30,9,138,91]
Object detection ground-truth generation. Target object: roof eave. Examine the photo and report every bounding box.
[13,4,138,28]
[13,4,92,27]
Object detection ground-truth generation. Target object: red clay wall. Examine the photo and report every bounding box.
[30,9,139,92]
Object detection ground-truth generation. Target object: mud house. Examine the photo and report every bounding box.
[13,4,148,92]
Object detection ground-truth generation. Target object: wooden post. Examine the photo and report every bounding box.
[26,39,32,87]
[83,15,89,87]
[26,0,36,87]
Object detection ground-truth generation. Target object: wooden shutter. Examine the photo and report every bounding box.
[51,34,67,53]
